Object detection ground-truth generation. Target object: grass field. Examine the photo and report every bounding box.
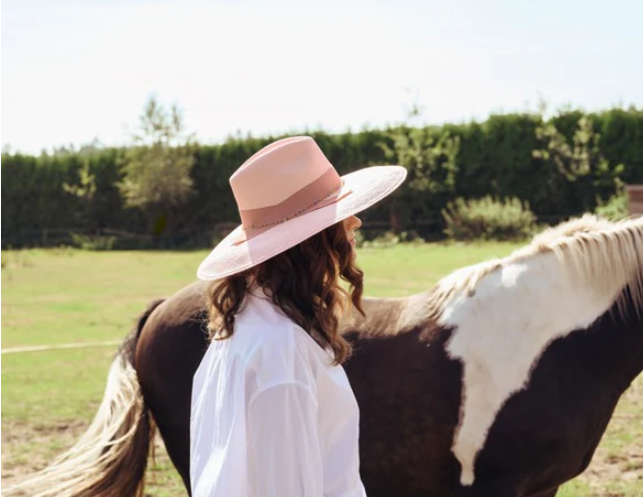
[2,244,641,496]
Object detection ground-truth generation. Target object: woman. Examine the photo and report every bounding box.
[191,136,406,497]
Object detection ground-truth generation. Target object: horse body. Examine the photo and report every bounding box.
[4,215,642,497]
[134,265,642,497]
[135,288,465,496]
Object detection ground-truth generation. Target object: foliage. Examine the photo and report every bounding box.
[359,229,426,248]
[442,196,537,241]
[594,189,630,221]
[379,125,460,231]
[69,233,117,251]
[2,105,643,248]
[45,138,104,157]
[63,161,97,201]
[532,112,625,212]
[118,96,197,234]
[361,231,400,248]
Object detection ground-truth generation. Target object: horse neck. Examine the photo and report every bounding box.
[345,294,425,337]
[606,285,643,390]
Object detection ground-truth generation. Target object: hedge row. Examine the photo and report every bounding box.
[2,107,642,248]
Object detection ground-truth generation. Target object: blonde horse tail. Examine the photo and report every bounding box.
[2,300,164,497]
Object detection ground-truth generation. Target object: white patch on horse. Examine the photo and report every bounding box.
[439,250,627,486]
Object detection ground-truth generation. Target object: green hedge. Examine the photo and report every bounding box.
[2,107,642,248]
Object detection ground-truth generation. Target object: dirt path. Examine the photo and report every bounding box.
[1,421,186,496]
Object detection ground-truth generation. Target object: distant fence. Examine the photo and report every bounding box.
[1,226,231,250]
[1,214,573,250]
[2,224,394,250]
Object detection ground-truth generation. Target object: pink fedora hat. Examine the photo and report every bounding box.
[196,136,407,280]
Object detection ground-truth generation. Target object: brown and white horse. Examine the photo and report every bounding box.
[4,215,643,497]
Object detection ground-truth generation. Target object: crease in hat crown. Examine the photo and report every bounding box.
[229,136,345,232]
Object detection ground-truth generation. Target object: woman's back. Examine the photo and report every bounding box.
[190,291,365,497]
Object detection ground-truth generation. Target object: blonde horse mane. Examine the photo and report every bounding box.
[428,214,643,320]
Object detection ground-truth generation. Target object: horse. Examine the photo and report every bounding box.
[4,214,643,497]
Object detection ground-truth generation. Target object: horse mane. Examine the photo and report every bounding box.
[428,214,643,320]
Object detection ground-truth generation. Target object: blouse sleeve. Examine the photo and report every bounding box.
[247,382,323,497]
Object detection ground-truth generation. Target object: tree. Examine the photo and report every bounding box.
[382,127,460,232]
[118,96,197,235]
[46,138,103,158]
[376,91,461,232]
[63,161,97,204]
[532,108,624,212]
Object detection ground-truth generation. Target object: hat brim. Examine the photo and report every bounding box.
[196,165,407,281]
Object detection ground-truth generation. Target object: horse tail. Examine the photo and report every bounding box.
[2,299,165,497]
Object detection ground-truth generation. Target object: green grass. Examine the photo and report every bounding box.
[2,244,641,496]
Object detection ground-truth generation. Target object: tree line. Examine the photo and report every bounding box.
[2,98,642,248]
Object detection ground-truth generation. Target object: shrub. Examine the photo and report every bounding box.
[442,196,537,241]
[70,233,117,251]
[399,230,425,244]
[594,191,630,221]
[361,231,400,248]
[353,230,365,247]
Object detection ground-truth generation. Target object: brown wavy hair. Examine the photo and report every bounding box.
[206,221,364,365]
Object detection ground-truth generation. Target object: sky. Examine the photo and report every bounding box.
[2,0,642,155]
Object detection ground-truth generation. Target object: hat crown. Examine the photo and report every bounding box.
[230,136,338,211]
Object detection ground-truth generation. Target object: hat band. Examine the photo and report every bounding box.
[237,167,348,237]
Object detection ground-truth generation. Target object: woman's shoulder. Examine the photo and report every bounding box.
[234,294,332,390]
[235,293,305,346]
[192,312,315,397]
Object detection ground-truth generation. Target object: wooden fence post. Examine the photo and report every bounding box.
[625,185,643,216]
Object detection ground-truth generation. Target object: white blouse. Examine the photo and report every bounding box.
[189,290,367,497]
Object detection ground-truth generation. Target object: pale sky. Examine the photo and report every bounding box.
[2,0,642,154]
